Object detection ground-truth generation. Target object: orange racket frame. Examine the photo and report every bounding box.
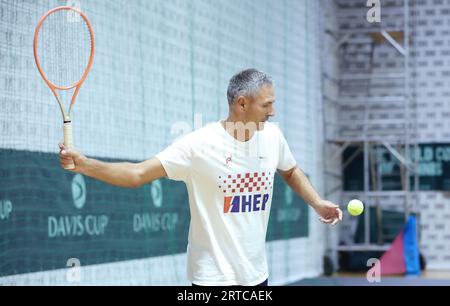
[33,6,95,169]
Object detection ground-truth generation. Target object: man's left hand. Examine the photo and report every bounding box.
[313,200,343,225]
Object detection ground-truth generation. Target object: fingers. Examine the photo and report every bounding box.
[59,147,78,159]
[60,160,75,169]
[319,217,333,224]
[337,208,343,221]
[60,153,75,166]
[59,151,74,161]
[58,143,76,170]
[59,153,73,161]
[320,210,342,225]
[59,143,71,158]
[318,201,343,225]
[59,149,73,158]
[320,217,339,225]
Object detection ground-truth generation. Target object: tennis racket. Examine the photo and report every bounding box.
[33,6,95,169]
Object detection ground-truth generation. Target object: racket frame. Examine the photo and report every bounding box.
[33,6,95,169]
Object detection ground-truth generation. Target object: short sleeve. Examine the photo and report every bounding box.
[276,128,297,171]
[156,135,192,182]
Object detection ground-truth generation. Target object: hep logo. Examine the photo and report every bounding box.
[224,194,269,213]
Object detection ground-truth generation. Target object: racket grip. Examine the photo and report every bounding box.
[63,122,75,170]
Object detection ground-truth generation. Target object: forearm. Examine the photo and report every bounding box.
[80,158,141,188]
[282,167,322,208]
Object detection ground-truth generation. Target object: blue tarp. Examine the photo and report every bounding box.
[403,215,421,276]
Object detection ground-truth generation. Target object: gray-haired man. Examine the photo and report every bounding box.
[59,68,342,286]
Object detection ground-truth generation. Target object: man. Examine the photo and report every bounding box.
[59,68,342,286]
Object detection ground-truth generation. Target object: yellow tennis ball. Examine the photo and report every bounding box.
[347,199,364,216]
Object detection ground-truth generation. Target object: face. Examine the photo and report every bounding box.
[245,85,276,130]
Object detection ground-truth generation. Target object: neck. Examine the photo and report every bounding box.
[222,115,256,142]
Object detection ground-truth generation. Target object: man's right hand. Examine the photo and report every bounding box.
[58,143,87,172]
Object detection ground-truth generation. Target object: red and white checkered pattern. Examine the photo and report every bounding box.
[218,172,273,195]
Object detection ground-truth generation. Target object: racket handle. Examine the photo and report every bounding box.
[63,122,75,170]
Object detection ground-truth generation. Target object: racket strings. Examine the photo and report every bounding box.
[36,10,92,88]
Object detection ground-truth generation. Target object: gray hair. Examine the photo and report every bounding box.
[227,69,273,105]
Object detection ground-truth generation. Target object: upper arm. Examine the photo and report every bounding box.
[154,135,192,182]
[136,157,168,186]
[278,165,297,181]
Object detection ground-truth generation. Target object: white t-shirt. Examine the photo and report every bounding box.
[156,121,296,285]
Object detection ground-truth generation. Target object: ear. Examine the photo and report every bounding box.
[236,96,247,111]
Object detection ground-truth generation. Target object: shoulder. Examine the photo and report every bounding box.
[171,122,219,146]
